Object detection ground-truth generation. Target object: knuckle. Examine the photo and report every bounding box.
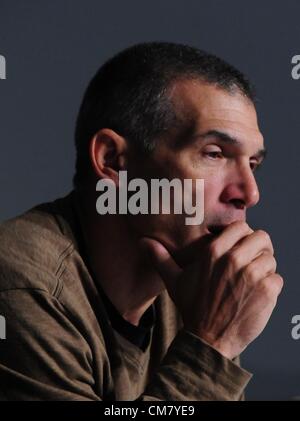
[244,264,259,285]
[258,230,273,250]
[274,274,284,292]
[271,255,277,271]
[227,250,241,270]
[260,274,284,300]
[263,253,277,272]
[257,229,270,242]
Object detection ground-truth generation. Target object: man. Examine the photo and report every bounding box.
[0,42,283,400]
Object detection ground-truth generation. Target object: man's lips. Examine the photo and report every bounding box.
[207,224,228,235]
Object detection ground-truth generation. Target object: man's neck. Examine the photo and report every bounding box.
[75,189,164,326]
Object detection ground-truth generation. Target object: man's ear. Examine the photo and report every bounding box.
[89,128,128,186]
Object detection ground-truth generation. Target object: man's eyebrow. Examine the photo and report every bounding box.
[192,129,267,161]
[194,129,241,145]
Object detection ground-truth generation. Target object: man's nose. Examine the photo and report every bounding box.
[220,165,260,210]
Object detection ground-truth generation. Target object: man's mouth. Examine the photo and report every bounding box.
[207,225,227,235]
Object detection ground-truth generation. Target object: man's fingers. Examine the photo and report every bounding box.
[240,252,277,285]
[209,221,253,261]
[247,272,284,311]
[140,237,182,293]
[229,229,274,268]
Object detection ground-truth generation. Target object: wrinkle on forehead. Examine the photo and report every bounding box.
[200,119,264,146]
[168,79,263,148]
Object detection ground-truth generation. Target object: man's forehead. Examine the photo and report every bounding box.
[169,79,263,147]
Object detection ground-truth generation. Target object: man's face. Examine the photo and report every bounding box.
[128,80,265,260]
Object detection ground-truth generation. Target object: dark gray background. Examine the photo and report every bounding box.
[0,0,299,400]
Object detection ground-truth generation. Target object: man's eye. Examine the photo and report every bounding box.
[250,162,260,173]
[204,151,223,159]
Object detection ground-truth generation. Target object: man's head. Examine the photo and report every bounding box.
[74,42,265,259]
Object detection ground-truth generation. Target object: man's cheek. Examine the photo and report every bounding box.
[203,179,222,218]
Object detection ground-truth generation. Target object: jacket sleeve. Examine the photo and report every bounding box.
[140,329,252,401]
[0,287,251,401]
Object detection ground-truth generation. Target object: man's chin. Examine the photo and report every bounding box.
[171,232,214,267]
[140,234,178,256]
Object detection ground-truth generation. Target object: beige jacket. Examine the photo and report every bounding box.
[0,191,251,400]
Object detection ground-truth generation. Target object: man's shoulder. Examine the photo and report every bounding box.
[0,194,77,295]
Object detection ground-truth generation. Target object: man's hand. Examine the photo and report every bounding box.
[142,221,283,359]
